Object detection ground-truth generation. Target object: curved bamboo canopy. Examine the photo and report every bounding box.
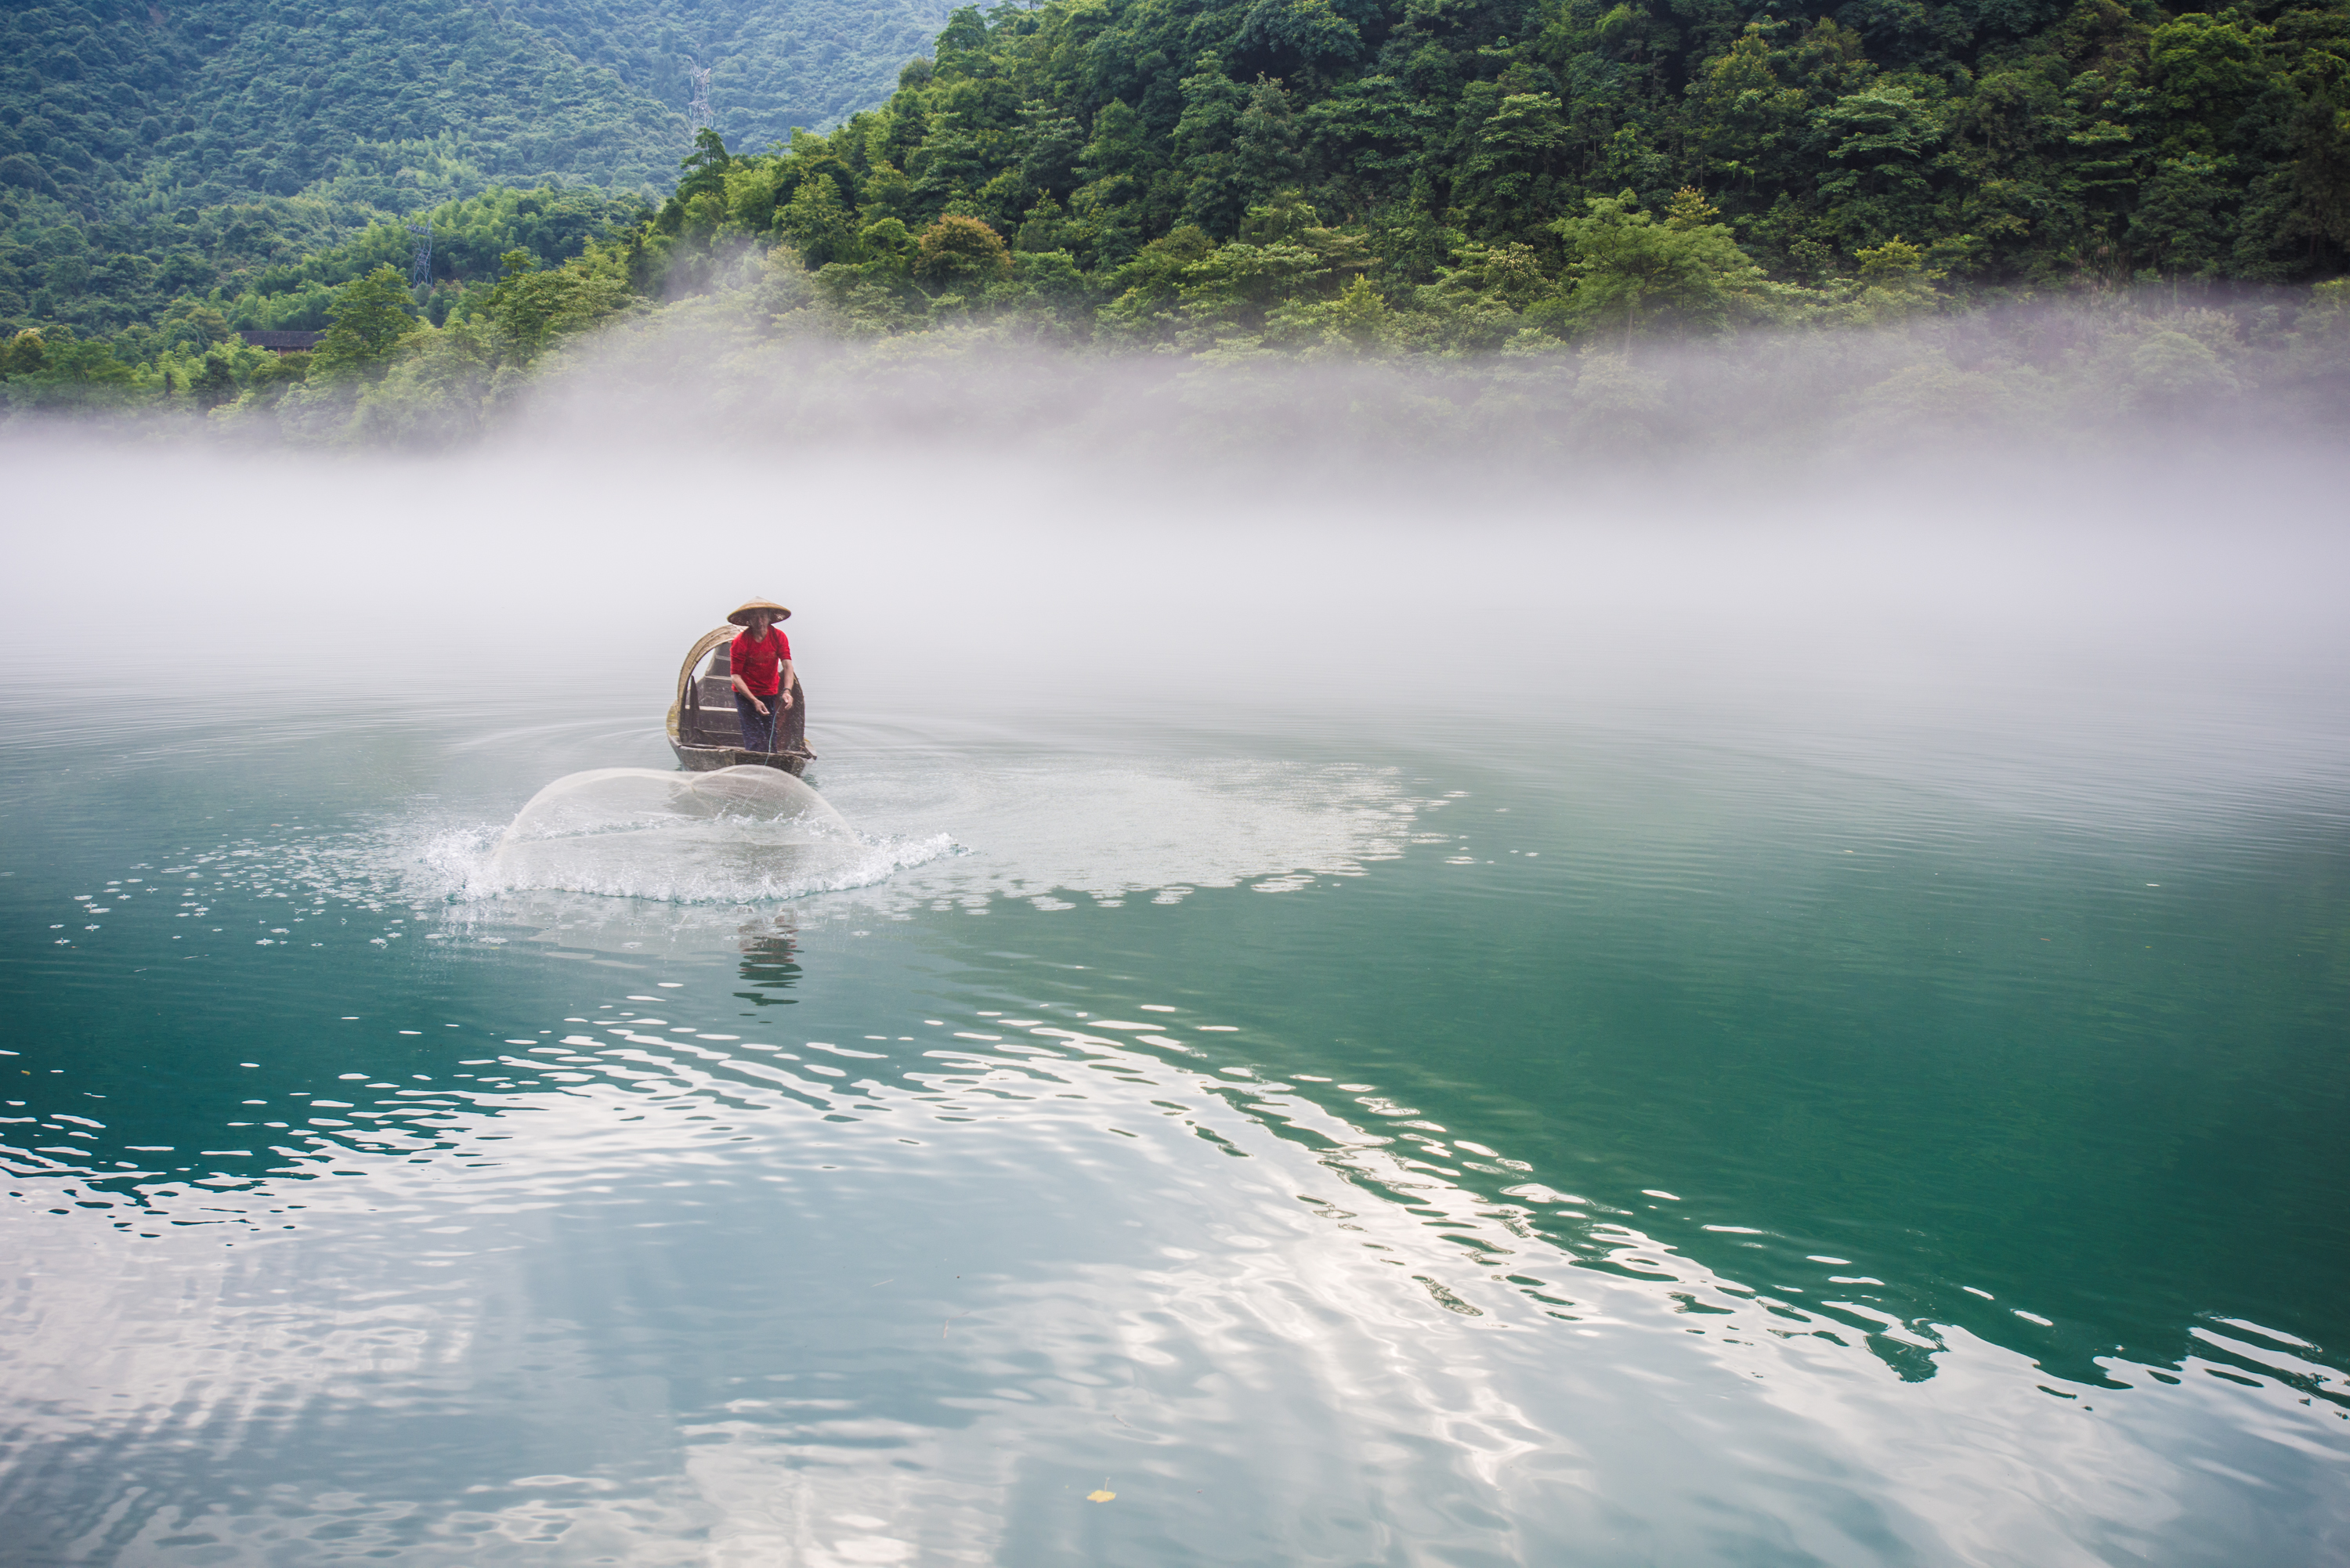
[674,625,738,721]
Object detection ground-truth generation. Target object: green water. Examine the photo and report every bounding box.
[2,692,2345,1566]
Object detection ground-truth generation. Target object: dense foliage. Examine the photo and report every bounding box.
[6,0,2348,439]
[0,0,951,340]
[618,0,2350,347]
[507,0,960,146]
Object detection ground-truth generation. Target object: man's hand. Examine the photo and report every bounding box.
[751,697,770,716]
[779,689,794,710]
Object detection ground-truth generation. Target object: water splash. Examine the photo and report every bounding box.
[486,766,951,903]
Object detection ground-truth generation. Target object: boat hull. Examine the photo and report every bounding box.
[671,742,811,777]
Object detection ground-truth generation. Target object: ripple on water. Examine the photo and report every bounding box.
[6,965,2346,1563]
[8,714,2350,1563]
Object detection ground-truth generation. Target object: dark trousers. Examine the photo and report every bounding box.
[736,689,780,753]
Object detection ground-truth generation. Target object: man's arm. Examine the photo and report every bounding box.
[777,659,795,709]
[731,671,768,714]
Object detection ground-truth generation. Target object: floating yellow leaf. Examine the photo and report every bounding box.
[1086,1490,1115,1503]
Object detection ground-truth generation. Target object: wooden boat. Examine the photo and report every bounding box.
[667,626,815,775]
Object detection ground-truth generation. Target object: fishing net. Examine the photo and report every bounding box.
[491,766,875,901]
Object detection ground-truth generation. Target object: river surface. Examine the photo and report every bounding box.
[4,426,2349,1566]
[2,676,2345,1566]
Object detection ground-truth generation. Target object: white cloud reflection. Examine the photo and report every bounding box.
[4,994,2342,1564]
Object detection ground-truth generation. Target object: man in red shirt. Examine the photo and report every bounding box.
[727,598,794,753]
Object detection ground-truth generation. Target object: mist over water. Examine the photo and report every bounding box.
[3,348,2347,1564]
[10,329,2350,736]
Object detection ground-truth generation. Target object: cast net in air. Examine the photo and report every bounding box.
[490,766,880,901]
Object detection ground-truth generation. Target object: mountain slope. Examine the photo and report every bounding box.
[739,0,2350,288]
[0,0,949,335]
[507,0,959,148]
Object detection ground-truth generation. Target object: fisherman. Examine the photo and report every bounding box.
[726,598,794,754]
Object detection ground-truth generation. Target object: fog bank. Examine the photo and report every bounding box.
[5,335,2346,803]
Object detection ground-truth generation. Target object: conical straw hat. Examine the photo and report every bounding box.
[727,598,792,626]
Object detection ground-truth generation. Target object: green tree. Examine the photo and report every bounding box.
[1552,193,1764,345]
[486,250,630,366]
[1457,94,1570,237]
[2,332,137,412]
[312,264,419,378]
[1,329,46,378]
[1237,0,1365,75]
[2130,155,2233,280]
[352,320,497,446]
[1231,78,1305,215]
[2148,14,2276,152]
[164,302,233,353]
[1016,195,1077,254]
[1846,235,1946,320]
[1071,99,1164,265]
[1811,85,1946,247]
[914,215,1013,290]
[777,175,863,268]
[1010,249,1091,321]
[2121,327,2240,414]
[856,219,920,287]
[191,353,240,409]
[1177,59,1256,238]
[675,130,736,207]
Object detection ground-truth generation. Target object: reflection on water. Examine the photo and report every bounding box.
[5,972,2342,1564]
[2,699,2347,1564]
[736,925,802,1006]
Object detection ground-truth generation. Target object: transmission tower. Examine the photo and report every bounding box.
[406,222,432,288]
[686,63,714,132]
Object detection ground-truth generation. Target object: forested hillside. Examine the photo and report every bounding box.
[733,0,2350,304]
[0,0,952,338]
[5,0,2348,438]
[507,0,963,146]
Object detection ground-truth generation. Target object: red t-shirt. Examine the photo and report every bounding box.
[730,627,790,697]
